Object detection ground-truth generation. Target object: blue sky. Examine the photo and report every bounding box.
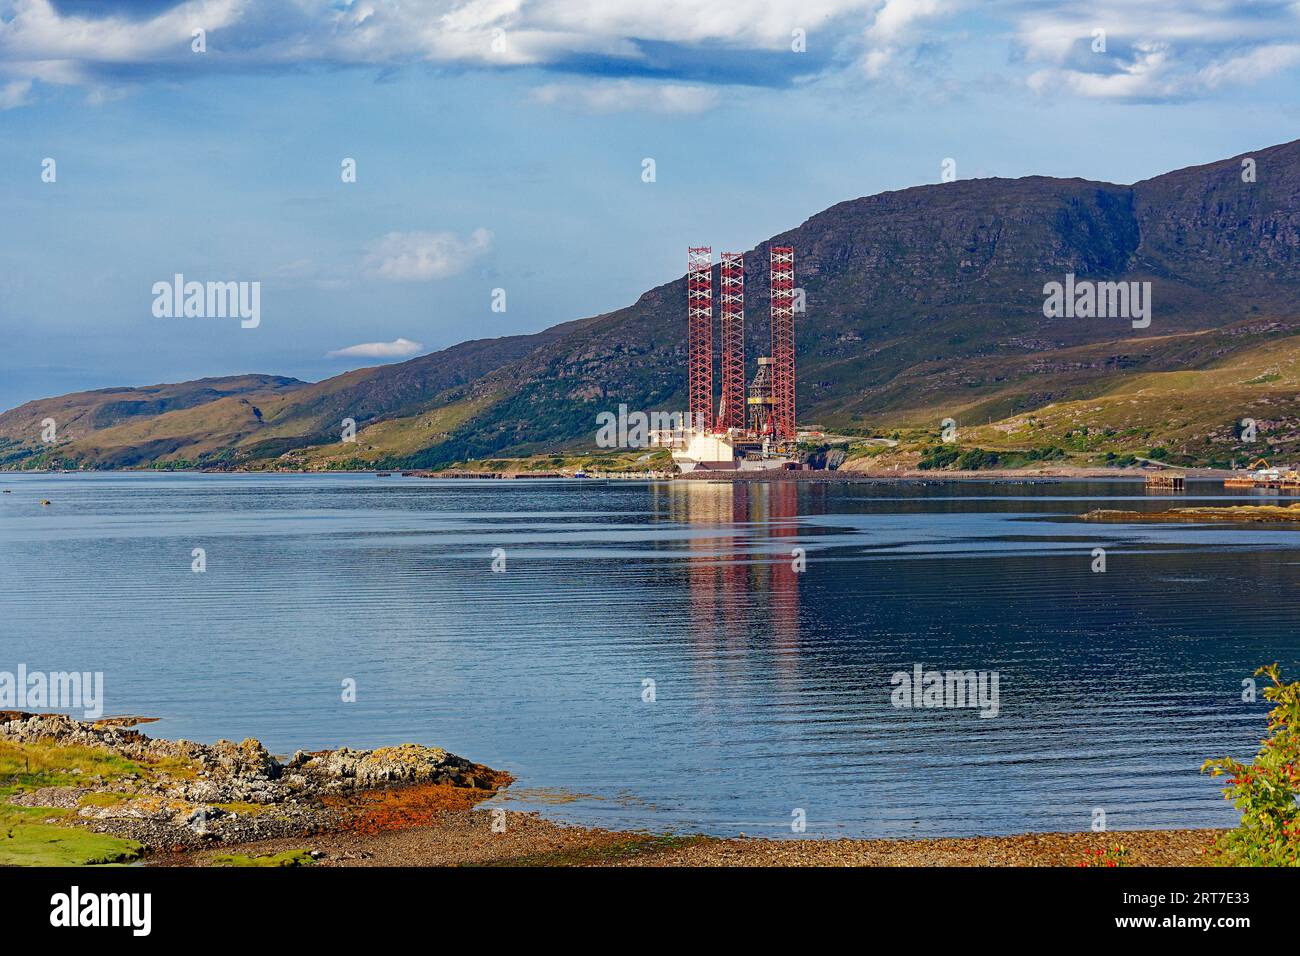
[2,0,1299,411]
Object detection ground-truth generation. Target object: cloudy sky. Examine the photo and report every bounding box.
[2,0,1298,410]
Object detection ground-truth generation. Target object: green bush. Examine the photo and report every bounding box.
[917,445,960,470]
[1202,665,1300,866]
[957,448,999,470]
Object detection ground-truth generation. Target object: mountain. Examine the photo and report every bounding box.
[0,376,305,468]
[4,139,1300,471]
[0,328,573,469]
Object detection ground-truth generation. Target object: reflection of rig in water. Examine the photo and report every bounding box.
[654,246,802,473]
[657,481,802,655]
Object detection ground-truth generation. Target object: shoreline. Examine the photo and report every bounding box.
[1,712,1225,868]
[1,466,1237,483]
[675,466,1229,483]
[152,815,1223,868]
[1084,504,1300,523]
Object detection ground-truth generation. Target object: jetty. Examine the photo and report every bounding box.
[1145,472,1185,491]
[1223,459,1300,490]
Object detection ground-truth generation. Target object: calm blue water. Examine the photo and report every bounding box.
[2,472,1297,838]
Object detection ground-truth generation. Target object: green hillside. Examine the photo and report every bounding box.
[3,139,1299,472]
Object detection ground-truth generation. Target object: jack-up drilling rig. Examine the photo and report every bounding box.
[664,245,800,473]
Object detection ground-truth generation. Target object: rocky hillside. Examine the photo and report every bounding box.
[4,139,1299,470]
[0,328,571,468]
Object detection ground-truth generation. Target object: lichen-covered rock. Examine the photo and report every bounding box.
[303,744,468,788]
[208,738,280,780]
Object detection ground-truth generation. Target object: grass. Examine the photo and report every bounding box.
[0,821,144,866]
[826,329,1300,472]
[432,448,673,475]
[1173,504,1300,517]
[952,336,1300,466]
[0,804,143,866]
[0,739,147,795]
[285,396,498,467]
[1084,503,1300,524]
[0,737,200,867]
[213,800,278,816]
[208,849,314,867]
[78,791,133,808]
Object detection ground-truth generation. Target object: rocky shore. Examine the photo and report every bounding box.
[158,816,1221,868]
[1,711,1224,867]
[0,711,509,859]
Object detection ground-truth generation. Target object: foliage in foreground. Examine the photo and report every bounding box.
[1202,664,1300,866]
[1077,845,1129,868]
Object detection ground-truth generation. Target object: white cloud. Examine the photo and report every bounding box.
[2,0,1297,105]
[866,0,948,43]
[528,0,871,48]
[0,0,875,84]
[363,228,492,281]
[0,0,246,85]
[1027,41,1175,100]
[532,80,720,113]
[861,47,893,78]
[327,337,425,359]
[0,79,32,109]
[1198,43,1300,90]
[859,0,952,79]
[1016,0,1300,100]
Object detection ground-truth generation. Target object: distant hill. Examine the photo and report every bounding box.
[4,139,1299,471]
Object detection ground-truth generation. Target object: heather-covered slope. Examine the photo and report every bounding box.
[0,375,306,468]
[5,140,1299,470]
[393,139,1300,468]
[0,327,576,468]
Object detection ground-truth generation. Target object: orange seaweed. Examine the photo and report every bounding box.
[327,770,514,835]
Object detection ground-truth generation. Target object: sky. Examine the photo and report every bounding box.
[1,0,1299,411]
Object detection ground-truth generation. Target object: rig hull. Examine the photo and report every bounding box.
[668,429,795,474]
